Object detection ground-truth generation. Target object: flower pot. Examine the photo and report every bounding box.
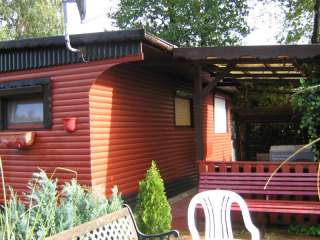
[0,132,36,149]
[63,117,77,133]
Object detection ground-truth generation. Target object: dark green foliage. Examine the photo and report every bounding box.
[289,224,320,236]
[291,60,320,158]
[0,0,63,40]
[109,0,250,47]
[135,161,172,234]
[0,170,123,240]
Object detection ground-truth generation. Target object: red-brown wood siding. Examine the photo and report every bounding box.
[89,65,197,195]
[0,56,232,200]
[0,58,137,200]
[203,93,232,161]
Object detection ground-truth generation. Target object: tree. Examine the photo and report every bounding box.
[110,0,250,47]
[0,0,63,40]
[135,161,171,234]
[311,0,320,43]
[268,0,315,43]
[291,60,320,158]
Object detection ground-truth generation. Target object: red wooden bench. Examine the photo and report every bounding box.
[198,161,320,224]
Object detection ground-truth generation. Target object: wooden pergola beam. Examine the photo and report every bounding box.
[193,64,203,161]
[176,44,320,163]
[238,79,300,86]
[228,67,297,72]
[203,58,296,64]
[201,63,236,97]
[292,59,310,78]
[174,44,320,60]
[229,73,303,78]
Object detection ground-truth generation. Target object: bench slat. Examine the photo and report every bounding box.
[201,178,318,185]
[201,180,317,189]
[200,183,318,191]
[201,175,317,182]
[199,187,318,196]
[196,200,320,214]
[198,162,320,218]
[204,172,317,177]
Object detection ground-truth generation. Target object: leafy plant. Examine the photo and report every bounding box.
[270,0,314,43]
[289,224,320,236]
[291,60,320,158]
[135,160,172,234]
[0,0,63,40]
[109,0,250,47]
[0,168,123,240]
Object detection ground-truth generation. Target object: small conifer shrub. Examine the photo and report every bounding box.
[135,160,172,234]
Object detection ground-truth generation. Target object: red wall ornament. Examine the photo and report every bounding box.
[63,117,77,133]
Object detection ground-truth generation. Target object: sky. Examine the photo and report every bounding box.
[67,0,285,46]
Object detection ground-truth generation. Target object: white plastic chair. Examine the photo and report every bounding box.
[188,190,260,240]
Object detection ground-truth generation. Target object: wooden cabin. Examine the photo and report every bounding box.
[0,29,234,200]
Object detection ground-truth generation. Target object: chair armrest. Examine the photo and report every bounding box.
[138,230,180,239]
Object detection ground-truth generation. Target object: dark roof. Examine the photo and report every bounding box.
[173,44,320,85]
[174,44,320,60]
[2,28,320,86]
[0,29,174,73]
[0,29,174,51]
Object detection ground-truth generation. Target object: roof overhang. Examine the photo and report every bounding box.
[174,44,320,85]
[0,29,174,52]
[0,29,174,73]
[174,44,320,60]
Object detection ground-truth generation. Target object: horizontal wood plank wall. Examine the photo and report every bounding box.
[0,59,125,201]
[89,64,197,196]
[203,94,232,161]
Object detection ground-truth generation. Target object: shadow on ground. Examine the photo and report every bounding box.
[180,226,319,240]
[170,190,319,240]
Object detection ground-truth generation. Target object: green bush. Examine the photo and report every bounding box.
[135,160,172,234]
[289,224,320,236]
[291,61,320,158]
[0,169,123,240]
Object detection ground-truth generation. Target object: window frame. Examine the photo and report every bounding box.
[0,78,51,130]
[174,96,194,128]
[213,95,229,134]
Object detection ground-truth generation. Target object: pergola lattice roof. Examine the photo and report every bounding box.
[174,44,320,85]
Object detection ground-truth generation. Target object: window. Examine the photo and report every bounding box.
[0,79,51,130]
[214,96,227,133]
[175,97,192,127]
[7,98,44,125]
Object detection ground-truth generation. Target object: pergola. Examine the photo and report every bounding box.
[173,44,320,160]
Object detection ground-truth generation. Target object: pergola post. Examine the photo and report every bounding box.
[193,64,204,161]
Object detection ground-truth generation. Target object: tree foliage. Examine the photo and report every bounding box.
[267,0,314,43]
[291,59,320,158]
[0,0,63,40]
[110,0,250,47]
[135,161,171,234]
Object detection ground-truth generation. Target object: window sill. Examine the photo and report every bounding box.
[175,125,194,128]
[7,123,44,130]
[0,132,36,149]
